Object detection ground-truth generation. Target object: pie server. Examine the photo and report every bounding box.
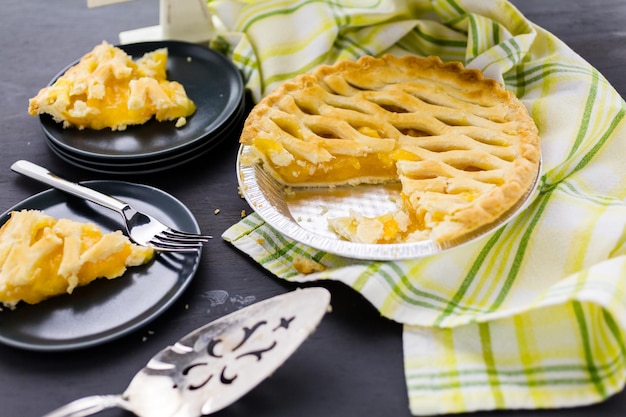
[43,287,331,417]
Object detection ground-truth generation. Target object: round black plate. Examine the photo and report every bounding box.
[0,181,202,351]
[40,40,244,161]
[44,98,246,174]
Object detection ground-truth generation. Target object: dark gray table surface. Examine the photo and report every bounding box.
[1,1,625,416]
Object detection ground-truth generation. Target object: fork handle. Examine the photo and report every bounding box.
[11,160,128,214]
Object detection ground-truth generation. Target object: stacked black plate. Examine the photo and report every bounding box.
[39,41,245,174]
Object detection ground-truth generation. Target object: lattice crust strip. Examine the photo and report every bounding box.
[240,54,541,244]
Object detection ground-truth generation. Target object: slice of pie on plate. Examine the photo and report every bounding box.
[28,41,196,131]
[0,210,154,309]
[240,54,540,245]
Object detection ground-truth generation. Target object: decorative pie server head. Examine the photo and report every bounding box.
[43,287,331,417]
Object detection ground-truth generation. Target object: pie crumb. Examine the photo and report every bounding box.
[293,256,326,274]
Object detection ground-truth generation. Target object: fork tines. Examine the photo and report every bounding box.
[149,230,212,252]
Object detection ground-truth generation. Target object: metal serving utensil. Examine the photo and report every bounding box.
[11,160,211,252]
[43,287,331,417]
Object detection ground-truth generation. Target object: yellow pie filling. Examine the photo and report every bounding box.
[251,138,422,185]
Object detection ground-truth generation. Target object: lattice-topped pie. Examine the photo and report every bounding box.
[240,55,540,244]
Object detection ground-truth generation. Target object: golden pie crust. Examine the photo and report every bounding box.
[240,55,540,244]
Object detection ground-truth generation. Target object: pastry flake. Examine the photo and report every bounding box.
[0,210,154,309]
[28,41,196,131]
[240,55,541,244]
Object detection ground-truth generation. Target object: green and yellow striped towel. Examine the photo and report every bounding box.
[210,0,626,414]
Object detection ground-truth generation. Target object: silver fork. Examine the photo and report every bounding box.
[11,160,211,253]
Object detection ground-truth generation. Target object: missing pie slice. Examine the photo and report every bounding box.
[240,55,540,244]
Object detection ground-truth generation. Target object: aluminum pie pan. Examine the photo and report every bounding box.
[237,145,542,261]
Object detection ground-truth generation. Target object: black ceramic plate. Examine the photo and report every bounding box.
[40,40,244,161]
[45,93,246,164]
[44,98,246,174]
[0,181,202,351]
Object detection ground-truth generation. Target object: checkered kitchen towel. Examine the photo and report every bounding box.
[211,0,626,414]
